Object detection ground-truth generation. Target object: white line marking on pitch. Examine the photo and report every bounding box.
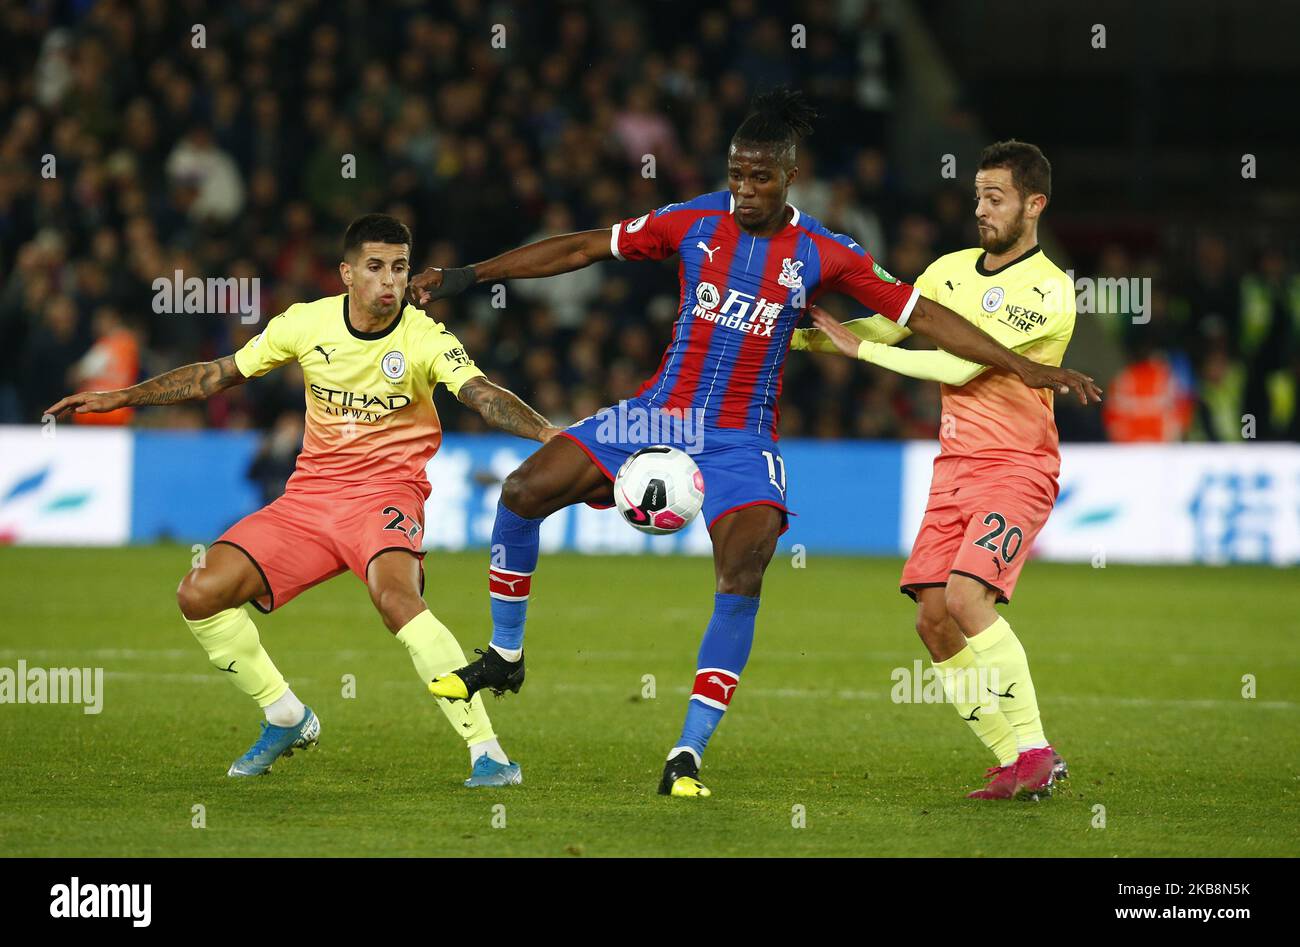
[6,656,1293,711]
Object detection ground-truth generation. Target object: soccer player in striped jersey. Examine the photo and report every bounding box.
[414,93,1098,797]
[795,140,1100,799]
[46,214,562,786]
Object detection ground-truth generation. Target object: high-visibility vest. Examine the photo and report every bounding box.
[1190,361,1246,441]
[1239,275,1300,359]
[1102,357,1192,442]
[74,328,138,426]
[1269,370,1296,433]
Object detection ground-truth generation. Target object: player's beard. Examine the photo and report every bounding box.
[979,210,1027,255]
[365,294,401,320]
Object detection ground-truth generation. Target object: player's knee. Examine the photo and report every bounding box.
[371,584,424,633]
[177,570,222,621]
[500,469,541,519]
[915,608,946,642]
[716,566,763,597]
[944,583,989,631]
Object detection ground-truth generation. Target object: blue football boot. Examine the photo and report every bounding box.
[227,707,321,777]
[464,755,522,787]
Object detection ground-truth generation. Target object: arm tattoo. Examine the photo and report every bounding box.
[456,377,550,440]
[126,355,248,407]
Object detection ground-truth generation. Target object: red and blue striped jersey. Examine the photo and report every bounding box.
[611,190,920,440]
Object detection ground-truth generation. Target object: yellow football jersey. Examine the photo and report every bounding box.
[234,293,485,492]
[913,246,1076,485]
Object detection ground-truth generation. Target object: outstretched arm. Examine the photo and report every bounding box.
[808,309,984,385]
[45,354,247,419]
[455,376,562,443]
[813,241,1096,403]
[791,313,912,353]
[409,229,614,306]
[859,341,985,386]
[904,297,1101,404]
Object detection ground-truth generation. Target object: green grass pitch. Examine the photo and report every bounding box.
[1,545,1296,857]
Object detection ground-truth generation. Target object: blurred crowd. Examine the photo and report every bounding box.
[1,0,1297,450]
[1088,237,1300,443]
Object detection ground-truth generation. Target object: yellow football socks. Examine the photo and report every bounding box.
[967,616,1048,752]
[396,610,496,747]
[185,607,288,707]
[933,644,1018,766]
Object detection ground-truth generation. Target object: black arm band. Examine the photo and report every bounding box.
[437,266,477,298]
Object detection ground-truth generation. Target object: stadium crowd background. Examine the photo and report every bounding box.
[3,0,1299,473]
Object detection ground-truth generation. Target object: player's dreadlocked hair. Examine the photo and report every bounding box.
[731,88,818,167]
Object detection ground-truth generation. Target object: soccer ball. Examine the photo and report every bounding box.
[613,445,705,535]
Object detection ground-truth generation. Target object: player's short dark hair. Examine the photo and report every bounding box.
[979,140,1051,203]
[343,214,412,259]
[731,88,817,165]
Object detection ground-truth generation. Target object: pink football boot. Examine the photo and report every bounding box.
[1014,746,1068,800]
[967,763,1020,799]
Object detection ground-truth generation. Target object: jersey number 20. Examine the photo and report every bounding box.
[972,512,1022,562]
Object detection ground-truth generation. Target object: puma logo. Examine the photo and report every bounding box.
[945,279,958,292]
[1032,286,1051,300]
[988,683,1015,699]
[991,556,1005,578]
[493,576,524,592]
[697,242,720,262]
[961,707,980,721]
[218,660,237,673]
[707,674,737,699]
[314,345,336,363]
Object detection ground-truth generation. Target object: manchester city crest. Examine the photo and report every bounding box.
[382,350,406,380]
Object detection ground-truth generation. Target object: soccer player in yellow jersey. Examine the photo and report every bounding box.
[795,141,1101,799]
[46,215,562,785]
